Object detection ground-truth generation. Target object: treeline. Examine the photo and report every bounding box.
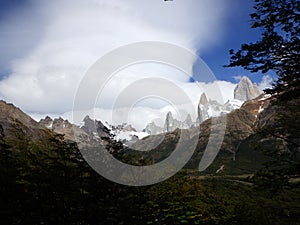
[0,119,300,225]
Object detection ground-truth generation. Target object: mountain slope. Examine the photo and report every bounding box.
[119,94,277,174]
[0,100,47,140]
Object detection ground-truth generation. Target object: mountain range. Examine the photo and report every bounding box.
[143,76,260,136]
[1,90,299,224]
[34,76,260,145]
[0,76,263,149]
[0,76,276,175]
[120,93,274,172]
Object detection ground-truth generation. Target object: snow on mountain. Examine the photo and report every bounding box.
[143,121,164,135]
[144,76,261,135]
[39,76,261,143]
[113,130,149,144]
[105,122,149,144]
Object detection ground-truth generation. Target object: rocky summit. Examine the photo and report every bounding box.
[182,114,193,129]
[234,76,260,101]
[197,93,210,124]
[199,92,209,106]
[125,93,276,171]
[164,111,181,132]
[144,76,259,135]
[143,121,163,135]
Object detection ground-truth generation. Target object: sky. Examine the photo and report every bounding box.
[0,0,274,129]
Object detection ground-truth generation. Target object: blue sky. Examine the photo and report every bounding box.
[0,0,273,121]
[197,1,263,83]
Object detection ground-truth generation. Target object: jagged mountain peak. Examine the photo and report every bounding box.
[39,116,54,129]
[44,115,52,121]
[143,121,163,135]
[166,111,173,119]
[164,111,181,132]
[185,114,192,122]
[199,93,209,106]
[234,76,260,101]
[80,116,110,137]
[240,76,252,83]
[183,114,193,129]
[123,124,137,132]
[83,115,93,123]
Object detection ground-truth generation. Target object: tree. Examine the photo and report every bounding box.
[227,0,300,100]
[227,0,300,192]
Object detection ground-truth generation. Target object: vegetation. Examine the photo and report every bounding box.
[0,0,299,224]
[227,0,300,192]
[1,118,300,224]
[227,0,299,101]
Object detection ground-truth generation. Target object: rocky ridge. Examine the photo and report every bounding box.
[144,76,261,135]
[0,91,278,175]
[234,76,260,101]
[125,93,273,170]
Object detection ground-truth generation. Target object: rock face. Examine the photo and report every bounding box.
[1,94,283,176]
[38,114,114,148]
[182,114,193,129]
[234,76,260,101]
[81,115,95,134]
[39,116,93,143]
[164,111,181,132]
[141,76,259,134]
[80,115,110,139]
[0,100,101,149]
[143,122,163,135]
[129,94,275,171]
[0,100,45,139]
[0,100,43,130]
[39,116,53,128]
[123,124,137,132]
[145,113,194,134]
[199,93,209,107]
[197,93,210,124]
[240,94,272,118]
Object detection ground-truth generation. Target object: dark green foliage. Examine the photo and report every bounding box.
[144,175,238,225]
[140,175,300,225]
[0,125,21,224]
[202,135,274,176]
[1,118,300,224]
[226,0,300,197]
[1,1,300,223]
[251,98,300,193]
[227,0,300,100]
[0,119,147,224]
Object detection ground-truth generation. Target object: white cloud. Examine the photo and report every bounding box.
[30,76,238,131]
[0,0,241,131]
[0,0,230,114]
[258,75,273,91]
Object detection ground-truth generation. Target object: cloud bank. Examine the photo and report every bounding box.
[0,0,229,113]
[0,0,272,130]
